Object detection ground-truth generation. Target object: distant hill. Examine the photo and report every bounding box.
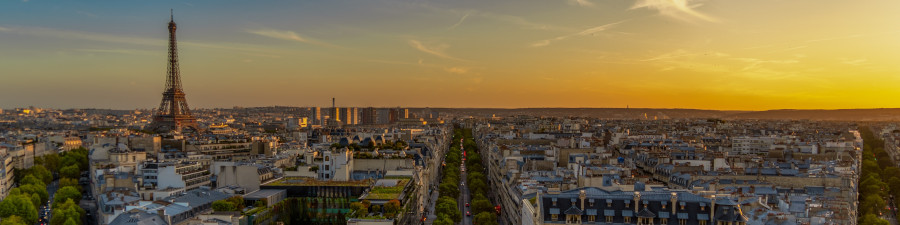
[726,108,900,121]
[425,108,900,121]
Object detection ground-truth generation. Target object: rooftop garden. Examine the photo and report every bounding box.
[363,179,410,200]
[266,177,372,187]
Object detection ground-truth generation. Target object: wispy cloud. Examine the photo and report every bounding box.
[840,58,868,66]
[0,26,160,46]
[568,0,594,7]
[246,29,340,48]
[641,49,728,61]
[444,67,469,74]
[406,2,566,31]
[0,25,278,54]
[733,58,799,71]
[631,0,719,23]
[76,11,98,18]
[448,13,470,30]
[531,20,625,47]
[408,40,466,61]
[75,48,157,55]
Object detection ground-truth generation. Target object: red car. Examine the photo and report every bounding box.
[466,211,471,216]
[466,203,470,207]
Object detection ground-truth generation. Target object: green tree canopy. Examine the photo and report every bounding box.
[212,200,237,212]
[59,165,80,180]
[474,212,499,225]
[0,215,26,225]
[0,195,38,225]
[53,186,81,208]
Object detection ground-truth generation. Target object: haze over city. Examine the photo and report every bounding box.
[2,0,900,110]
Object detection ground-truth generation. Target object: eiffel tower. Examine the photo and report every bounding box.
[150,11,199,133]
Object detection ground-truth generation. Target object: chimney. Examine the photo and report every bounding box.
[710,194,716,223]
[157,208,172,225]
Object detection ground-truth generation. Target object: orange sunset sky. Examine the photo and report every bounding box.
[1,0,899,110]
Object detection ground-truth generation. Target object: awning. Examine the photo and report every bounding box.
[586,209,598,216]
[604,210,615,217]
[698,214,710,220]
[549,208,560,214]
[622,210,633,217]
[658,212,670,219]
[677,213,689,219]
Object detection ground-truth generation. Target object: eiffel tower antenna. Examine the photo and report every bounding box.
[150,11,199,133]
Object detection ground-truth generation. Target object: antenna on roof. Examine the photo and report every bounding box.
[170,9,174,21]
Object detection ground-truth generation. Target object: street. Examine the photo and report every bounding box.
[459,142,471,225]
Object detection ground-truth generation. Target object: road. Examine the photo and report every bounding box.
[39,180,59,225]
[459,142,472,225]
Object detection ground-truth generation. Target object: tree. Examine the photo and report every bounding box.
[59,165,80,180]
[225,196,245,210]
[59,178,82,192]
[384,199,401,218]
[435,198,460,223]
[472,198,494,216]
[53,187,81,208]
[15,185,49,204]
[349,202,368,217]
[860,213,889,225]
[0,195,38,224]
[19,175,44,187]
[433,214,454,225]
[474,212,499,225]
[371,205,381,213]
[361,200,371,209]
[30,194,41,210]
[31,165,53,184]
[212,200,237,212]
[41,154,61,172]
[0,215,26,225]
[439,182,459,199]
[861,192,886,216]
[50,199,83,225]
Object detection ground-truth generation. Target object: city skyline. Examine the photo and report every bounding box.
[2,0,900,110]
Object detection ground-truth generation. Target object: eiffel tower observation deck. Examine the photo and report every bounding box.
[150,11,199,133]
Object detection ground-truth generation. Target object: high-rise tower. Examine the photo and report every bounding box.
[150,11,199,133]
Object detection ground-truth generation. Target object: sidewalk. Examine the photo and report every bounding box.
[425,189,439,225]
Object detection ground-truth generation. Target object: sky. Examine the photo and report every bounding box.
[1,0,900,110]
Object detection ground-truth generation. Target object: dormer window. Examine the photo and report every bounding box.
[625,200,630,208]
[662,202,667,209]
[607,199,612,207]
[553,198,558,206]
[589,199,595,207]
[680,202,685,210]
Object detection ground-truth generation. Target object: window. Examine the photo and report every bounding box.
[606,216,613,223]
[551,214,558,221]
[662,218,668,224]
[325,165,330,170]
[325,156,330,161]
[589,215,595,222]
[625,216,631,223]
[680,219,686,225]
[700,221,707,225]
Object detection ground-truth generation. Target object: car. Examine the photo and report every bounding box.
[466,211,471,216]
[465,203,470,207]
